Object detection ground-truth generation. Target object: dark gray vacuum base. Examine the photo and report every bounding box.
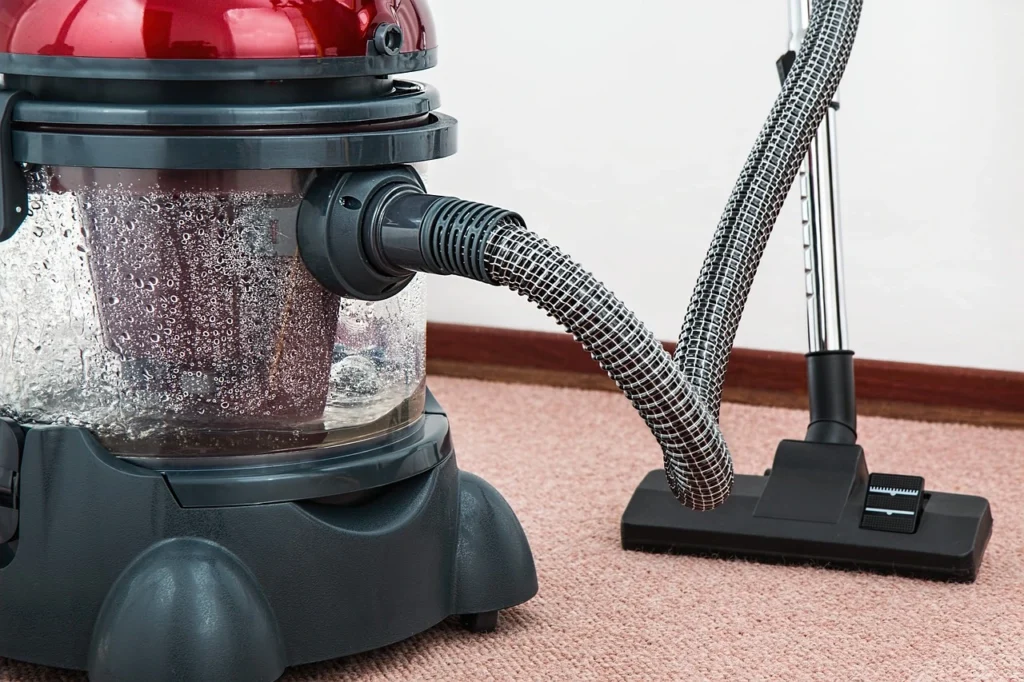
[622,441,992,583]
[0,406,537,682]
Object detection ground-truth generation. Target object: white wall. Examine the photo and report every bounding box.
[422,0,1024,372]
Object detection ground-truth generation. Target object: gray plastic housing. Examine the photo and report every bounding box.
[0,391,537,682]
[12,113,457,170]
[297,166,425,300]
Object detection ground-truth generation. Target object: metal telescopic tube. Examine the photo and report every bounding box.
[790,0,851,353]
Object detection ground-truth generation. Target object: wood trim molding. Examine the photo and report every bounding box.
[427,322,1024,428]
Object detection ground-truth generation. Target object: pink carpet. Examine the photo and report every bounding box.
[4,376,1024,680]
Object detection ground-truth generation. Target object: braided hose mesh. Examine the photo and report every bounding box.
[485,220,733,510]
[476,0,861,510]
[676,0,863,419]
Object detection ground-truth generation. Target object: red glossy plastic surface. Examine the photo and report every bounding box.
[0,0,436,59]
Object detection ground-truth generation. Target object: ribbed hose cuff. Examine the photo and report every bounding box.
[373,192,525,284]
[423,198,524,283]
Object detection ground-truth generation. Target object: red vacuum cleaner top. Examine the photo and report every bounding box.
[0,0,436,60]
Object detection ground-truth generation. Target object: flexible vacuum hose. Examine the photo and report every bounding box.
[677,0,863,418]
[313,0,863,510]
[483,222,734,510]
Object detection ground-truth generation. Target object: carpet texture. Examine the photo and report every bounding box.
[2,376,1023,681]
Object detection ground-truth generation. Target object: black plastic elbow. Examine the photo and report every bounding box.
[297,167,523,300]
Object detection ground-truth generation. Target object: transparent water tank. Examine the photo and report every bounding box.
[0,166,427,462]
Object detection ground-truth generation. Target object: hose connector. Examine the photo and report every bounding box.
[371,193,524,284]
[297,167,423,301]
[298,166,523,300]
[297,167,737,510]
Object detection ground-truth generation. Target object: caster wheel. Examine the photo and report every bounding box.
[764,468,772,477]
[460,611,499,633]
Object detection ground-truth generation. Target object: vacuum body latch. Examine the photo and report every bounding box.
[0,420,23,544]
[0,89,29,243]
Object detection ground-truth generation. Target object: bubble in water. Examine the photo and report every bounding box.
[330,355,381,399]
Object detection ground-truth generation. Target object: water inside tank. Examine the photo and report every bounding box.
[0,166,426,460]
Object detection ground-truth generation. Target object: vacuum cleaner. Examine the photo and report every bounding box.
[0,0,991,680]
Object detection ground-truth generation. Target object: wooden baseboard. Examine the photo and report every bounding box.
[427,323,1024,429]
